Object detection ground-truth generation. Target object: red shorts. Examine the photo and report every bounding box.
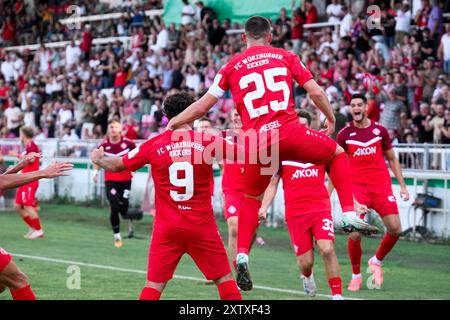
[244,121,337,196]
[15,181,39,207]
[286,212,335,256]
[223,190,245,220]
[353,183,399,217]
[0,247,12,273]
[146,223,231,283]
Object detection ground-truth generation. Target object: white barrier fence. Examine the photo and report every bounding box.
[1,139,449,239]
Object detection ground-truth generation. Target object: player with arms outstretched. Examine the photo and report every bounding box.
[0,154,73,300]
[91,93,242,300]
[167,16,371,290]
[259,111,344,300]
[334,94,409,291]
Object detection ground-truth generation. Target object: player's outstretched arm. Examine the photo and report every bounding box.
[385,149,410,201]
[91,147,126,172]
[0,161,73,190]
[303,79,336,135]
[166,93,218,130]
[259,175,281,220]
[3,152,42,175]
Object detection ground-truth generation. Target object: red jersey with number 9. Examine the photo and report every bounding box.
[207,45,313,133]
[122,130,239,230]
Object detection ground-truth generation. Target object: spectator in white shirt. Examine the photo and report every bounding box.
[395,2,411,44]
[4,102,23,137]
[439,23,450,74]
[181,0,195,25]
[1,55,14,82]
[326,0,343,23]
[65,39,82,68]
[339,5,353,38]
[184,65,201,94]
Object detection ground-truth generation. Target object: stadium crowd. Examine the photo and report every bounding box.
[0,0,450,160]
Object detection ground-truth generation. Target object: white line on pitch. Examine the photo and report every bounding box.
[11,253,363,300]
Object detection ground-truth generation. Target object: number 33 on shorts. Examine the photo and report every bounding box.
[322,218,334,236]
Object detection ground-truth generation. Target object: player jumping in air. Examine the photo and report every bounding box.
[0,154,73,300]
[9,127,44,239]
[259,111,344,300]
[167,16,372,291]
[93,120,136,248]
[333,94,410,291]
[91,93,242,300]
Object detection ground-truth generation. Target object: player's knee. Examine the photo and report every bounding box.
[388,226,402,237]
[318,243,335,259]
[350,232,362,241]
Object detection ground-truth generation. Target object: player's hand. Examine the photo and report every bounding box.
[91,147,105,165]
[321,119,335,136]
[400,187,410,201]
[22,152,41,164]
[258,207,268,221]
[166,119,175,131]
[42,161,74,178]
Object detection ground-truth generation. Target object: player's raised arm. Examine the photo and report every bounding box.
[0,161,73,190]
[91,147,126,172]
[303,79,336,135]
[167,93,219,130]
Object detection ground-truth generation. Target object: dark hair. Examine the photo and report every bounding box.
[108,119,121,125]
[198,116,212,124]
[244,16,271,40]
[20,126,34,139]
[162,92,195,120]
[297,110,312,126]
[350,93,367,104]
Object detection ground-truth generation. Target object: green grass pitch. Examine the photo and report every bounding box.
[1,204,449,300]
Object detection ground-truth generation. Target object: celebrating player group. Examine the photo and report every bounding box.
[1,15,410,301]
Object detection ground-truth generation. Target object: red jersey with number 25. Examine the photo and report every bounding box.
[279,161,330,220]
[122,130,238,230]
[207,45,313,133]
[337,121,392,186]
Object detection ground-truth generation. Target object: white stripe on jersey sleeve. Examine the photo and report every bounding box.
[206,73,225,99]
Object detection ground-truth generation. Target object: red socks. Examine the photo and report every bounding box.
[328,277,342,296]
[30,218,42,231]
[10,285,36,300]
[23,216,33,228]
[237,197,261,255]
[23,216,42,231]
[218,280,242,300]
[139,287,161,300]
[302,270,312,278]
[328,153,355,212]
[376,233,399,261]
[348,237,362,274]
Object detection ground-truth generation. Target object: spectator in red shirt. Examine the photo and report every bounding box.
[303,0,317,24]
[122,117,140,140]
[1,16,15,46]
[80,25,94,61]
[291,7,305,55]
[367,92,381,122]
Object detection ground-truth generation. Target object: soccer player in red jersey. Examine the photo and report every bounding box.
[221,109,246,271]
[93,120,136,248]
[1,155,73,300]
[259,111,343,300]
[335,94,410,291]
[9,127,44,240]
[91,93,242,300]
[167,16,370,290]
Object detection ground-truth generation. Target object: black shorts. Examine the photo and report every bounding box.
[105,180,131,203]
